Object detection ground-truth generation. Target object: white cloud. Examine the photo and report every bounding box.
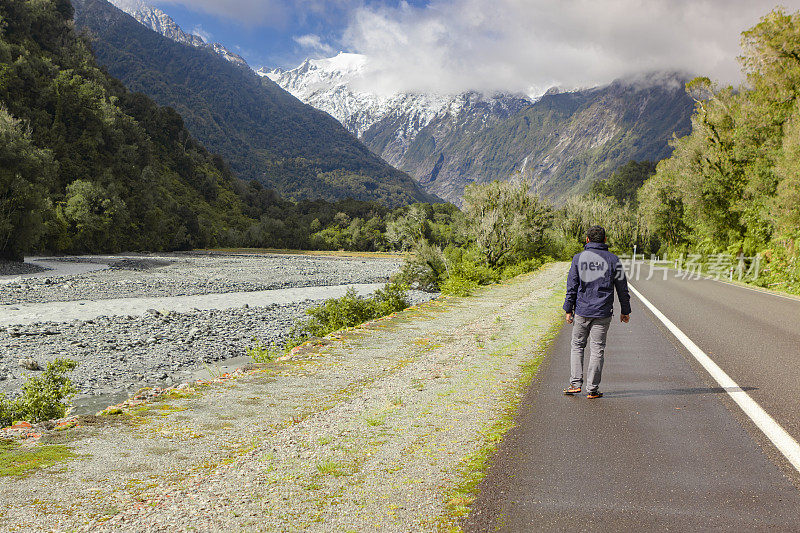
[191,24,212,43]
[294,33,335,55]
[342,0,800,96]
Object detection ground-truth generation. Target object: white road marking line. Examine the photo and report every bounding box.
[699,276,800,303]
[629,283,800,474]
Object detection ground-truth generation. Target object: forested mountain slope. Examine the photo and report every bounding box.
[72,0,434,206]
[0,0,254,259]
[107,0,249,68]
[399,76,695,202]
[269,54,695,204]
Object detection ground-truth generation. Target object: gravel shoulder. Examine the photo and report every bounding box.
[0,263,567,532]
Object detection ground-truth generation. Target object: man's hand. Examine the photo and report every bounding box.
[565,312,574,324]
[620,314,630,323]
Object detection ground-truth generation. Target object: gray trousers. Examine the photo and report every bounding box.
[570,314,612,392]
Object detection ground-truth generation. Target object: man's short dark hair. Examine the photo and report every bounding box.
[587,225,606,243]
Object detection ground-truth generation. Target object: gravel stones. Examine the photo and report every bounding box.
[0,252,404,305]
[0,252,436,409]
[0,259,50,277]
[0,302,312,399]
[18,358,41,371]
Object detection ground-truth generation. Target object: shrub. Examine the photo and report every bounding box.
[500,257,544,280]
[303,288,376,337]
[444,246,498,285]
[398,241,446,291]
[440,275,479,296]
[250,282,411,361]
[246,338,280,363]
[0,401,14,428]
[301,281,410,336]
[0,358,78,427]
[372,280,411,316]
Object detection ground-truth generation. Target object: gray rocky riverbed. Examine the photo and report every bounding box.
[0,252,405,304]
[0,252,436,410]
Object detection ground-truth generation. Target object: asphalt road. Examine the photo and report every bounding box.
[466,266,800,531]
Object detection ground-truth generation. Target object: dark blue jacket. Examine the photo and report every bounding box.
[563,242,631,318]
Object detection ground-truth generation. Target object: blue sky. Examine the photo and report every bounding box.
[148,0,800,95]
[152,1,431,70]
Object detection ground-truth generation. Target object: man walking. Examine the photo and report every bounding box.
[562,225,631,399]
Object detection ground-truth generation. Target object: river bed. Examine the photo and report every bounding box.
[0,252,437,412]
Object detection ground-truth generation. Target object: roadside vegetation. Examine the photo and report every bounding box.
[397,179,559,296]
[580,9,800,295]
[248,282,411,362]
[0,358,78,427]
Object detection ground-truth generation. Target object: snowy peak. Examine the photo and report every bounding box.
[108,0,249,69]
[259,53,370,102]
[260,53,531,140]
[261,53,367,78]
[260,53,693,204]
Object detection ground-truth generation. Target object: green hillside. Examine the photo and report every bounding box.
[72,0,434,206]
[0,0,254,259]
[362,78,694,204]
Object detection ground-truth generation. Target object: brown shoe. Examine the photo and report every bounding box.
[563,385,581,395]
[586,391,603,399]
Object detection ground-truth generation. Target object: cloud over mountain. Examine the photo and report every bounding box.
[342,0,800,96]
[154,0,800,95]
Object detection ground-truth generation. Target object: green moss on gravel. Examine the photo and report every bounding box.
[0,438,78,478]
[440,287,565,531]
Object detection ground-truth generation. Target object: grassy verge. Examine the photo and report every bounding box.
[438,286,565,532]
[0,438,77,478]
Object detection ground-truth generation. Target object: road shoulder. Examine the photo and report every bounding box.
[0,263,568,532]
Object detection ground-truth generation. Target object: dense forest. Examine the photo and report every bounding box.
[548,9,800,295]
[0,0,257,259]
[71,0,434,206]
[636,9,800,293]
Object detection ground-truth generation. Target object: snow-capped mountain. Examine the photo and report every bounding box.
[107,0,249,69]
[96,0,695,204]
[262,54,695,203]
[259,53,531,161]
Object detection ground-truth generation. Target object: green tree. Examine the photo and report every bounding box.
[461,179,552,268]
[386,203,431,250]
[0,108,54,260]
[590,160,656,206]
[637,7,800,289]
[56,180,128,252]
